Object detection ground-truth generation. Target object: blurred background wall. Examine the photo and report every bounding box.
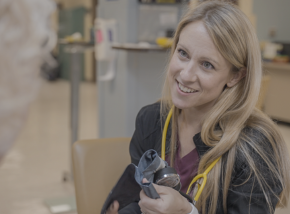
[52,0,96,82]
[253,0,290,42]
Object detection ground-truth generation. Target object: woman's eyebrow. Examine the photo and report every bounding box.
[176,43,190,53]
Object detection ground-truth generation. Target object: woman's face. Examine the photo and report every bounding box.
[169,21,233,112]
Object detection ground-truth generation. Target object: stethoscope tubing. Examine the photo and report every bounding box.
[161,106,221,203]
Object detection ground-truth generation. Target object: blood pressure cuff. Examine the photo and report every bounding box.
[135,149,167,199]
[100,149,167,214]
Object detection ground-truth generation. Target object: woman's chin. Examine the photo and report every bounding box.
[172,100,192,110]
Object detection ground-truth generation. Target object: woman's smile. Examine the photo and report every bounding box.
[176,80,198,94]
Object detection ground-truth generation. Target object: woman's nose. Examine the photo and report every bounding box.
[180,62,197,82]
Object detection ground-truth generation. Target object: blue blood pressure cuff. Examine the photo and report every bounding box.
[134,149,167,199]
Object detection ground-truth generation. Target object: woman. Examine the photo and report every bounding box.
[107,1,290,213]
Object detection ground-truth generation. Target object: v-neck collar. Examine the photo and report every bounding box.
[193,132,212,158]
[164,123,211,158]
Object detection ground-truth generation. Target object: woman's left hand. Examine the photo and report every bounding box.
[138,179,192,214]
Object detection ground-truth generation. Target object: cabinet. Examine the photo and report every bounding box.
[263,62,290,123]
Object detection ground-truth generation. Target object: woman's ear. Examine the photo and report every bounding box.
[226,67,246,88]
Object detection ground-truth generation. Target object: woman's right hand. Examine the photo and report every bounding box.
[106,200,119,214]
[139,179,192,214]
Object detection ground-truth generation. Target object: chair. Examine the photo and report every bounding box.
[256,75,271,111]
[72,137,131,214]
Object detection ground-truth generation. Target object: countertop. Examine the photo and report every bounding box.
[263,62,290,71]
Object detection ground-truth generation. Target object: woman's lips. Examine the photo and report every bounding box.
[176,80,198,94]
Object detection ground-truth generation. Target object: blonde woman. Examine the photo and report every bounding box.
[107,1,290,214]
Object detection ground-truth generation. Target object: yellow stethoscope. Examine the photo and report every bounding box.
[161,107,221,205]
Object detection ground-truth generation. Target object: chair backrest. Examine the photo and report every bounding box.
[72,138,131,214]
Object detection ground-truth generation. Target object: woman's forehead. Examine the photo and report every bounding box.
[178,21,226,64]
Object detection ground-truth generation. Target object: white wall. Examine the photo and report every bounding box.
[253,0,290,42]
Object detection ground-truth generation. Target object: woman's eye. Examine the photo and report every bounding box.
[177,49,188,58]
[202,61,214,69]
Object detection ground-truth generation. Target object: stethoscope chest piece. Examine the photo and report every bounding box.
[153,166,181,191]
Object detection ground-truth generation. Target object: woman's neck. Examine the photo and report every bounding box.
[177,108,205,158]
[179,107,207,132]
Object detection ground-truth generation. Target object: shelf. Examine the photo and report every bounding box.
[263,62,290,71]
[58,40,94,53]
[111,43,169,51]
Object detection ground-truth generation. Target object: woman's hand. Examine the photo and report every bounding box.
[106,200,119,214]
[138,179,192,214]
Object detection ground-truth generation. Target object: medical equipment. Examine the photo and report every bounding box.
[94,19,117,81]
[161,107,221,205]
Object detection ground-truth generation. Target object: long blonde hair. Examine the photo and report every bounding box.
[161,1,290,213]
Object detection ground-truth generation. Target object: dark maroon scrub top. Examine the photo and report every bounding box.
[165,141,200,194]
